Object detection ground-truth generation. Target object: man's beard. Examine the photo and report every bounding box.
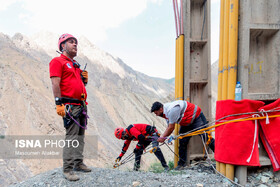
[124,134,129,139]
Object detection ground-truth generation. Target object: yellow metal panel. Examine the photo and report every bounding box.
[174,35,184,167]
[218,0,225,101]
[174,38,179,167]
[220,163,226,176]
[216,0,225,172]
[227,0,239,100]
[222,0,230,100]
[216,161,220,173]
[175,38,179,99]
[226,164,235,180]
[225,0,239,179]
[178,35,184,99]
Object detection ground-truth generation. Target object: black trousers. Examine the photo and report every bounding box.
[178,112,215,166]
[134,140,168,170]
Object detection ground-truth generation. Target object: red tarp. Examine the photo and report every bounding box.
[258,99,280,171]
[215,99,265,166]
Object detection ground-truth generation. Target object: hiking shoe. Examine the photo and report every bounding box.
[174,165,185,171]
[133,163,140,171]
[63,171,79,181]
[74,163,92,172]
[133,166,140,171]
[164,166,170,172]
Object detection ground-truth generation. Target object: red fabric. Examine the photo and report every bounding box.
[49,54,87,101]
[119,124,153,157]
[127,124,151,137]
[180,101,201,126]
[258,99,280,171]
[215,99,265,166]
[119,140,131,157]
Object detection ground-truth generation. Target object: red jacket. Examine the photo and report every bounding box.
[119,124,158,157]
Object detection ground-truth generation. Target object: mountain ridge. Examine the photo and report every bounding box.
[0,31,174,186]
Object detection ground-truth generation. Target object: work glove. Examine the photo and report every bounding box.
[115,156,122,162]
[56,104,66,117]
[81,71,88,84]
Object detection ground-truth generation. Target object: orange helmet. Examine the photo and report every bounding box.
[58,33,77,51]
[115,127,125,139]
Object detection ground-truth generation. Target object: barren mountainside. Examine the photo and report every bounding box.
[0,32,175,186]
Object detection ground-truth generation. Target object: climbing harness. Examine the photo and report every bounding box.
[62,97,89,129]
[64,104,88,129]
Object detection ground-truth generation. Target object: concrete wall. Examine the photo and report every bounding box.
[183,0,211,160]
[236,1,279,183]
[238,0,280,101]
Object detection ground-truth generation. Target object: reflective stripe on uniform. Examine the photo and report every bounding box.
[190,105,198,124]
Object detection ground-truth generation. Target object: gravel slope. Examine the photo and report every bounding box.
[9,163,280,187]
[10,167,227,187]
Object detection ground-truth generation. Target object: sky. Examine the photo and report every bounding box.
[0,0,220,79]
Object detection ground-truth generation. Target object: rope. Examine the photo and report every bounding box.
[200,135,243,187]
[172,108,280,141]
[163,135,242,186]
[163,142,187,165]
[166,107,280,144]
[160,108,280,184]
[114,144,165,169]
[179,114,280,140]
[114,144,154,167]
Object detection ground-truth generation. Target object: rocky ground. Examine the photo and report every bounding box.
[9,161,280,187]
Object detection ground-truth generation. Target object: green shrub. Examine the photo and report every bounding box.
[148,160,175,173]
[148,162,164,173]
[168,161,174,169]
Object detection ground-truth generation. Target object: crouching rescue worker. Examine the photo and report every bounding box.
[151,100,215,170]
[49,33,91,181]
[114,124,169,171]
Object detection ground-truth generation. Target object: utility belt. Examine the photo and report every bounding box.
[60,97,85,105]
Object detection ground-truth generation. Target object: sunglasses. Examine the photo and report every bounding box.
[121,131,129,139]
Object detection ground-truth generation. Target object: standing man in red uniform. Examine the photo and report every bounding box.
[49,33,91,181]
[151,100,215,170]
[114,124,169,171]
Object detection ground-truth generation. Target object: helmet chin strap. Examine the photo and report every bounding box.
[62,43,70,54]
[61,43,75,59]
